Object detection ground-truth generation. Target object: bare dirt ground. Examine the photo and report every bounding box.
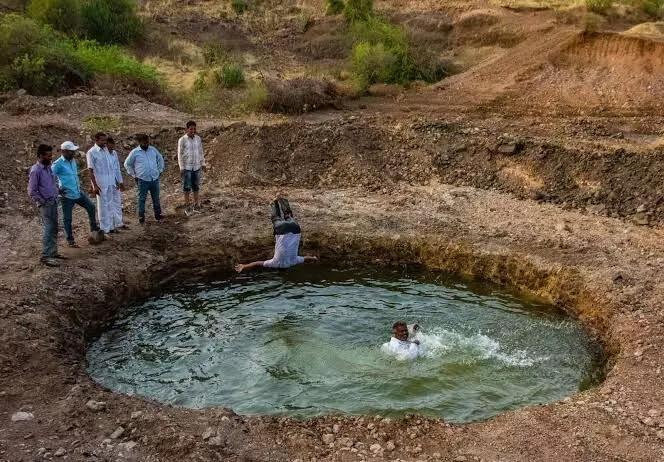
[2,1,664,461]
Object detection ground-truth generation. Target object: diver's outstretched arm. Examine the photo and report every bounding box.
[235,261,265,273]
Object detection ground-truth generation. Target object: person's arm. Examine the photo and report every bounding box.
[124,150,136,177]
[235,261,266,273]
[177,137,185,172]
[51,162,64,195]
[155,148,165,174]
[28,168,45,205]
[86,150,101,195]
[199,136,206,171]
[113,154,124,190]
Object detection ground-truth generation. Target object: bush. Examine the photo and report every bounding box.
[585,0,612,14]
[0,14,159,95]
[231,0,248,15]
[262,77,338,113]
[326,0,344,15]
[27,0,82,35]
[213,63,245,88]
[638,0,664,18]
[81,0,143,45]
[344,0,373,22]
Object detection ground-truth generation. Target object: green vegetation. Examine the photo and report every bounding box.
[26,0,143,45]
[214,63,245,88]
[346,14,447,91]
[638,0,664,18]
[326,0,345,15]
[81,0,143,45]
[0,14,159,94]
[231,0,248,15]
[344,0,373,22]
[27,0,81,35]
[202,43,228,66]
[83,115,122,133]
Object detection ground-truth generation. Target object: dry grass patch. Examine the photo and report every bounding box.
[259,77,339,113]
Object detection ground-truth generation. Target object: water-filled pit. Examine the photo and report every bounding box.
[87,267,603,423]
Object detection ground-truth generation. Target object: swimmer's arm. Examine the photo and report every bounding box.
[235,261,265,273]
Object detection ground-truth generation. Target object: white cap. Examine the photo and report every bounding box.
[60,141,79,151]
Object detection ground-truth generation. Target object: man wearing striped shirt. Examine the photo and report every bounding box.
[235,196,318,273]
[177,120,205,216]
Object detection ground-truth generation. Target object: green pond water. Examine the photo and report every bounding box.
[86,267,603,423]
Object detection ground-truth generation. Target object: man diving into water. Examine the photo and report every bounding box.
[235,196,319,273]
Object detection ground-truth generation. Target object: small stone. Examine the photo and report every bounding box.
[54,448,66,457]
[385,441,396,451]
[656,430,664,440]
[332,424,340,434]
[432,453,441,459]
[322,434,335,444]
[339,437,354,448]
[11,412,34,422]
[641,417,656,427]
[413,446,422,453]
[110,426,125,439]
[130,411,143,419]
[555,221,571,233]
[208,435,224,446]
[454,457,468,462]
[497,142,517,155]
[118,441,137,452]
[634,350,644,357]
[367,423,375,430]
[636,204,647,213]
[370,443,382,453]
[202,427,215,440]
[16,88,27,96]
[220,416,231,423]
[86,400,106,412]
[648,409,661,418]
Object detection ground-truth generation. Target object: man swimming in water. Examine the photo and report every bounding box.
[382,321,422,360]
[235,196,319,273]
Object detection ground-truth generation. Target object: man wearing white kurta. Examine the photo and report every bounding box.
[107,138,127,230]
[177,120,206,216]
[87,132,124,235]
[235,197,319,273]
[382,321,422,360]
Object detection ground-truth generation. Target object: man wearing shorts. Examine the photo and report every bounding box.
[177,120,205,216]
[235,196,318,273]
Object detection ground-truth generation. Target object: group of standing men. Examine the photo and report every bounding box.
[28,121,206,266]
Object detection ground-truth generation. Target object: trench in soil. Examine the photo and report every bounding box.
[86,263,606,423]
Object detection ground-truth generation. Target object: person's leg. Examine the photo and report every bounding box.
[41,199,58,258]
[150,179,162,219]
[99,185,116,233]
[136,179,148,223]
[60,197,75,245]
[183,169,192,211]
[111,187,123,228]
[191,169,201,209]
[235,261,266,273]
[77,194,99,233]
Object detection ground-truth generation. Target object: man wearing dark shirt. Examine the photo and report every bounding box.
[27,144,64,266]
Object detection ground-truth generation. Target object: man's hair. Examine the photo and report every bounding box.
[392,321,407,330]
[37,144,52,156]
[94,132,106,140]
[186,120,196,129]
[107,137,115,144]
[136,133,149,144]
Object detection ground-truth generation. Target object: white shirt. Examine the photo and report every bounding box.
[87,145,121,188]
[263,233,305,269]
[382,337,422,360]
[177,134,205,171]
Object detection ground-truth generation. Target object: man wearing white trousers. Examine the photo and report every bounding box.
[87,132,125,236]
[106,137,128,230]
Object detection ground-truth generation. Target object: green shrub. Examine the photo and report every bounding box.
[326,0,344,15]
[213,63,245,88]
[244,80,269,110]
[344,0,373,22]
[81,0,143,45]
[27,0,82,35]
[231,0,248,15]
[584,0,612,14]
[638,0,664,18]
[73,40,160,85]
[0,14,159,95]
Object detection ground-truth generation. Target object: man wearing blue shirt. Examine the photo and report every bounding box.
[124,134,165,224]
[52,141,100,248]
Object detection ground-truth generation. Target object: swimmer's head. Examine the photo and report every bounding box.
[392,321,409,341]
